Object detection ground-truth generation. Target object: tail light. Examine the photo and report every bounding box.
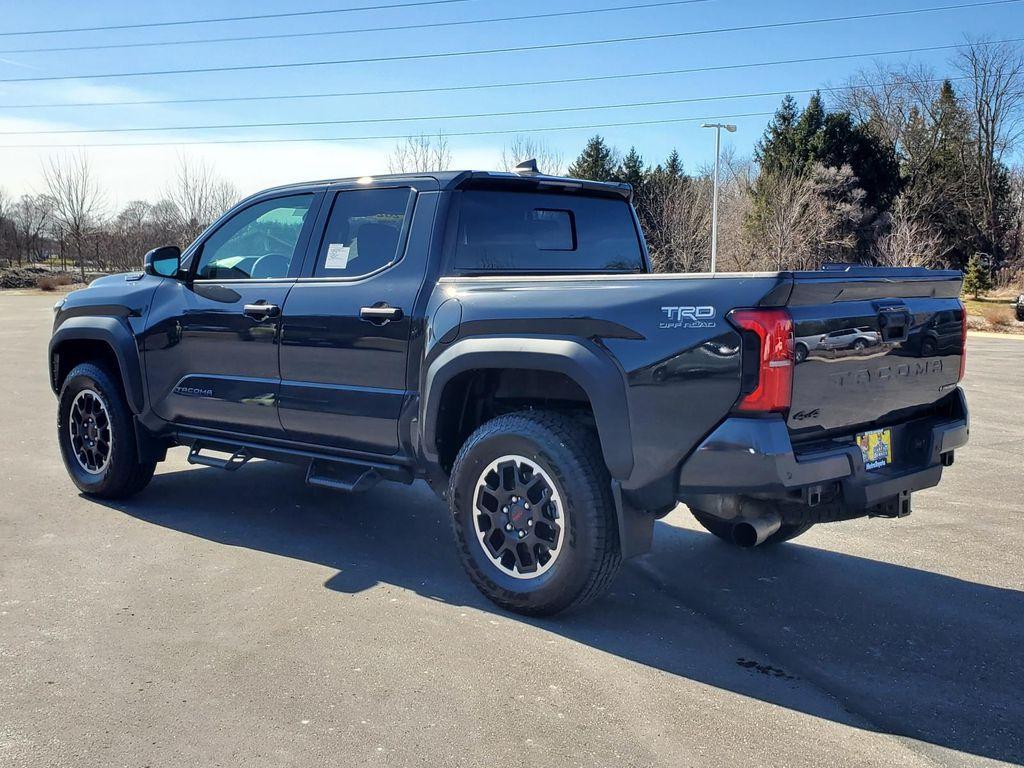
[730,308,794,413]
[958,300,967,381]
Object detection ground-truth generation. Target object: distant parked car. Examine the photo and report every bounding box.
[905,309,965,358]
[794,333,824,362]
[1016,294,1024,321]
[820,327,882,352]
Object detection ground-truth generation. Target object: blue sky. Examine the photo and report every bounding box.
[1,0,1021,203]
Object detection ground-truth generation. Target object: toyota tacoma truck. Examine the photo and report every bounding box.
[49,167,969,615]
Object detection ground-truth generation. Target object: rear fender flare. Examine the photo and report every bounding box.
[49,316,146,414]
[420,337,634,480]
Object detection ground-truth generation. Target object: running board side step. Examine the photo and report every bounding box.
[188,441,252,471]
[305,460,381,494]
[176,430,415,489]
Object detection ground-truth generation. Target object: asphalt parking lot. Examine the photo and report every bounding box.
[1,291,1021,768]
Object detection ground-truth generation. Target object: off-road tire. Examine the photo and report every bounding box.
[448,411,621,616]
[690,507,814,547]
[57,362,156,499]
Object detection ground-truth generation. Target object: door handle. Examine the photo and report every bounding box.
[360,304,404,325]
[243,303,281,321]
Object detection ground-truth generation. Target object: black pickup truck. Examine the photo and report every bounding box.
[49,167,969,615]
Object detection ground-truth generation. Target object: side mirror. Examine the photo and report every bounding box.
[143,245,182,278]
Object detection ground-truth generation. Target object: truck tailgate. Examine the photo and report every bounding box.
[784,267,965,436]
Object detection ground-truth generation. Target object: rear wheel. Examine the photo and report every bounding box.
[690,507,814,547]
[448,411,621,616]
[58,363,156,499]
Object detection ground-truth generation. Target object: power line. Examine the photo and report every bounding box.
[3,38,1019,111]
[0,0,478,38]
[0,76,969,137]
[0,0,1018,83]
[0,1,713,55]
[0,111,780,150]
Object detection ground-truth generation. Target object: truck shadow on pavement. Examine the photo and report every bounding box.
[98,460,1023,766]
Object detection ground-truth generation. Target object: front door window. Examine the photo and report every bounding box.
[194,194,314,280]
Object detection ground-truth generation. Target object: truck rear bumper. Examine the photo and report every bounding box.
[677,388,968,519]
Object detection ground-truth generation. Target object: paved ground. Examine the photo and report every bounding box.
[1,292,1021,768]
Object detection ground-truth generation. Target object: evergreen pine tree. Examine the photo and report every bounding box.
[663,149,684,179]
[815,112,902,213]
[795,91,827,164]
[962,253,992,298]
[906,80,982,269]
[567,135,618,181]
[616,147,646,193]
[754,94,800,174]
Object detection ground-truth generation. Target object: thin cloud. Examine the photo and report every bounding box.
[0,56,41,70]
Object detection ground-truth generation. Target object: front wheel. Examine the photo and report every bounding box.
[448,411,621,616]
[57,363,156,499]
[690,507,814,547]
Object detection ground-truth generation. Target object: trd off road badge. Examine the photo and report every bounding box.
[660,305,717,329]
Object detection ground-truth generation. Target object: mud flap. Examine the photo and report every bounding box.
[133,416,168,464]
[612,481,655,559]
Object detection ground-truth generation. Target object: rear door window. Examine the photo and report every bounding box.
[313,187,414,278]
[454,190,643,273]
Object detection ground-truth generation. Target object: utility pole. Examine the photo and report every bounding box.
[701,123,737,273]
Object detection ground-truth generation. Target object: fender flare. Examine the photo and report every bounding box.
[420,336,634,480]
[49,316,146,414]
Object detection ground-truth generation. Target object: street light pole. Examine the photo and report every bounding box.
[701,122,736,274]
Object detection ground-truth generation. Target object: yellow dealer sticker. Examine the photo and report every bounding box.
[857,428,893,471]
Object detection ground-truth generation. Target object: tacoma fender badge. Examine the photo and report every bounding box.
[174,385,214,398]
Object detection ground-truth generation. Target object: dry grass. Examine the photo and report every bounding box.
[980,304,1014,327]
[35,273,76,291]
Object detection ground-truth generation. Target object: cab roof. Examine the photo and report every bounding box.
[260,170,634,199]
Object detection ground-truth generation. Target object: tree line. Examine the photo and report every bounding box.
[561,40,1024,284]
[1,40,1021,286]
[0,154,239,279]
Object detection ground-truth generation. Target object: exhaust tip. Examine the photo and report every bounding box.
[731,512,783,548]
[732,522,760,548]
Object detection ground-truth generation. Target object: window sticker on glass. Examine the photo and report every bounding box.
[325,243,351,270]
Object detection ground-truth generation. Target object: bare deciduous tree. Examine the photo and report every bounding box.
[43,151,104,281]
[957,38,1024,263]
[873,194,945,267]
[837,62,943,159]
[386,133,452,174]
[110,200,155,271]
[167,154,240,245]
[1007,165,1024,272]
[647,175,712,273]
[499,136,565,176]
[0,188,11,267]
[713,154,759,272]
[11,194,52,266]
[748,164,867,271]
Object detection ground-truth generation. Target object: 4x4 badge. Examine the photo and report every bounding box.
[792,408,821,422]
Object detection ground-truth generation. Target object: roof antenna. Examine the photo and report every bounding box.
[514,158,541,176]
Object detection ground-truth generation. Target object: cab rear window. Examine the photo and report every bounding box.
[453,190,644,273]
